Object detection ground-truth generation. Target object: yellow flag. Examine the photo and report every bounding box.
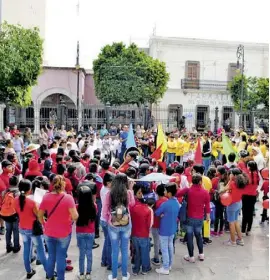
[157,123,167,159]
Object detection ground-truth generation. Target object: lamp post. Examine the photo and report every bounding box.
[236,44,245,128]
[105,102,111,129]
[251,108,255,133]
[214,107,219,134]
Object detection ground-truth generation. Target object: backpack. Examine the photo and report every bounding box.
[213,180,225,202]
[111,204,129,227]
[178,193,188,223]
[0,191,18,222]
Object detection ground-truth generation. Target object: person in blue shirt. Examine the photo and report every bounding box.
[119,125,129,163]
[155,183,180,275]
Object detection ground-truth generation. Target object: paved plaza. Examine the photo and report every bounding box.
[0,212,268,280]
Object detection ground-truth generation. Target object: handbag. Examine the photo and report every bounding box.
[47,194,65,219]
[32,219,43,236]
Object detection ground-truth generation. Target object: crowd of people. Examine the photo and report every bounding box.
[0,122,269,280]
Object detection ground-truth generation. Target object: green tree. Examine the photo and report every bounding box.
[228,74,269,116]
[93,42,169,105]
[0,22,43,106]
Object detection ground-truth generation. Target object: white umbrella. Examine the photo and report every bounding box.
[136,173,174,183]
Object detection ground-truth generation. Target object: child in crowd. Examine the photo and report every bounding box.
[130,184,152,276]
[0,176,20,253]
[76,185,97,280]
[155,183,180,275]
[260,171,269,224]
[151,184,168,266]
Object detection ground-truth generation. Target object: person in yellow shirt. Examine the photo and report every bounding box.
[166,134,176,166]
[247,138,253,155]
[237,135,247,152]
[231,140,238,153]
[182,135,191,168]
[260,139,267,157]
[175,134,185,165]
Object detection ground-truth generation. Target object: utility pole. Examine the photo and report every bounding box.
[236,44,244,128]
[76,0,81,130]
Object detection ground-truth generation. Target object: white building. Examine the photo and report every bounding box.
[149,36,269,131]
[0,0,48,64]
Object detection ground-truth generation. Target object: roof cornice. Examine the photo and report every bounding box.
[150,36,269,52]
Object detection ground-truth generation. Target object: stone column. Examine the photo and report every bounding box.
[0,103,6,132]
[34,102,40,135]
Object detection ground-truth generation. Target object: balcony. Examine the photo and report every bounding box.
[181,79,228,90]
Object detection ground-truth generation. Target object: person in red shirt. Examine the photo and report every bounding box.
[7,153,22,176]
[130,184,152,276]
[15,179,47,279]
[38,175,78,280]
[118,151,139,173]
[24,159,43,181]
[241,161,259,235]
[220,168,249,246]
[76,184,97,279]
[10,125,20,138]
[177,173,210,262]
[151,184,168,265]
[0,160,13,189]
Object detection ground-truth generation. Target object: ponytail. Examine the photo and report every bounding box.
[18,179,32,211]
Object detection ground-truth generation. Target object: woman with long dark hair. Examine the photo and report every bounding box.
[220,168,249,246]
[101,173,135,280]
[241,161,259,235]
[76,185,97,280]
[38,175,78,280]
[15,179,48,279]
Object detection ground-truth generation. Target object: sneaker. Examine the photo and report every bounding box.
[46,272,57,279]
[211,231,218,237]
[169,266,172,271]
[179,238,187,245]
[36,260,42,265]
[198,254,204,261]
[13,246,21,253]
[6,246,13,253]
[246,231,251,236]
[223,240,236,247]
[92,242,99,249]
[151,258,160,266]
[107,275,117,280]
[156,268,169,275]
[85,274,91,280]
[141,267,152,275]
[132,271,138,276]
[77,273,85,280]
[219,231,224,236]
[122,272,130,280]
[30,256,36,263]
[95,234,100,239]
[65,265,74,272]
[184,255,195,263]
[66,259,72,264]
[101,262,107,267]
[27,269,36,279]
[236,239,244,246]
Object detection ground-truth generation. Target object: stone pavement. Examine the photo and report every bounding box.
[0,209,268,280]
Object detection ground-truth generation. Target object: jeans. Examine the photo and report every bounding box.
[45,234,71,280]
[95,198,102,236]
[166,153,175,166]
[108,224,131,279]
[132,237,151,274]
[227,201,242,223]
[151,228,160,260]
[5,220,20,250]
[159,235,174,270]
[261,195,269,222]
[101,220,112,267]
[176,156,183,165]
[213,200,225,232]
[241,195,257,233]
[142,146,149,158]
[19,229,47,274]
[77,233,94,274]
[186,218,204,257]
[203,157,211,174]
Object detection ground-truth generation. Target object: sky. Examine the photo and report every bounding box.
[45,0,269,69]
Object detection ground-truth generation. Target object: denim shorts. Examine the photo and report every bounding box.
[226,201,242,223]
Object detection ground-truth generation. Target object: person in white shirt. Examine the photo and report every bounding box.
[2,126,11,140]
[175,165,189,188]
[252,147,266,171]
[85,139,96,159]
[102,134,112,159]
[94,134,103,151]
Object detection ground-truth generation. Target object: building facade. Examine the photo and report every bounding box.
[149,36,269,131]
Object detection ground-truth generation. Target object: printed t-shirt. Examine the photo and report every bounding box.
[39,193,75,238]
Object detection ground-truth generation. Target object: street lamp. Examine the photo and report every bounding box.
[236,44,245,128]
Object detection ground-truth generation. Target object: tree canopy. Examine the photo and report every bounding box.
[0,22,43,106]
[228,74,269,116]
[93,42,169,105]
